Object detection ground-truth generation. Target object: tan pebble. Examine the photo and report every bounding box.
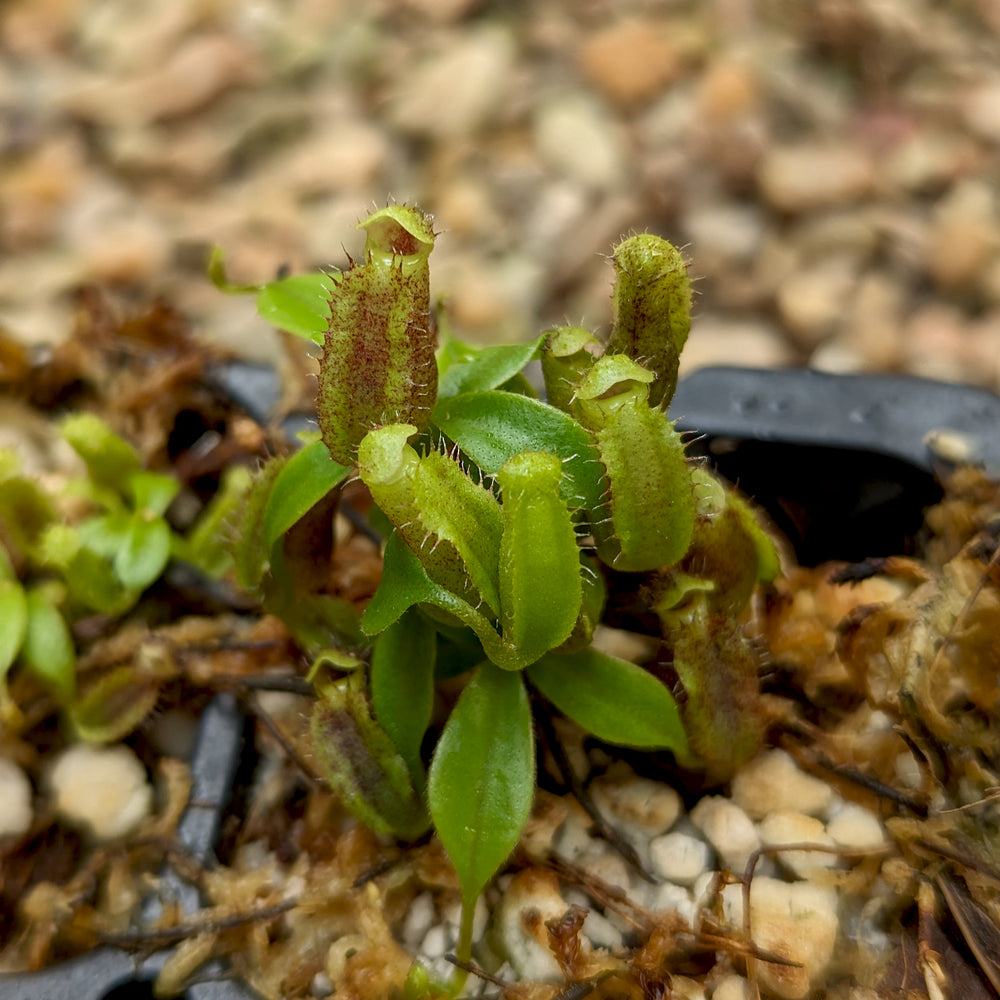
[534,92,626,190]
[82,216,170,284]
[962,76,1000,142]
[399,0,482,21]
[696,58,760,123]
[278,122,387,196]
[840,271,905,368]
[776,256,858,345]
[0,134,86,248]
[387,25,516,138]
[809,341,865,374]
[578,19,680,106]
[65,34,259,125]
[758,143,873,213]
[678,316,794,373]
[923,179,1000,292]
[731,749,834,820]
[757,810,838,879]
[901,303,970,381]
[590,624,657,664]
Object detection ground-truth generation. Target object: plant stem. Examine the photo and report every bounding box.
[451,897,475,996]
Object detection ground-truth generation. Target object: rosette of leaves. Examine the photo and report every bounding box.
[223,208,780,985]
[0,415,247,741]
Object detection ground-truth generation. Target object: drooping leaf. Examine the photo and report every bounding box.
[22,588,75,703]
[311,677,429,840]
[257,272,336,344]
[496,452,582,664]
[428,662,534,908]
[263,437,350,549]
[432,391,605,514]
[371,608,436,787]
[438,335,544,399]
[527,647,690,756]
[318,205,438,464]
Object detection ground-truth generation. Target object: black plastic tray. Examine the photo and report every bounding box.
[5,365,998,999]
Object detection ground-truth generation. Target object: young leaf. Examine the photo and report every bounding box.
[318,205,438,464]
[263,437,351,549]
[311,677,429,841]
[113,515,172,592]
[207,246,259,294]
[497,452,582,664]
[358,424,504,617]
[176,464,252,578]
[432,391,605,514]
[61,414,142,493]
[527,647,690,757]
[371,608,436,787]
[540,326,601,414]
[127,471,180,519]
[605,233,691,409]
[0,474,57,561]
[438,335,545,399]
[428,661,534,913]
[257,272,336,344]
[22,588,75,703]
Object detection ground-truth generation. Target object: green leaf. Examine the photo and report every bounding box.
[113,515,171,591]
[61,542,136,615]
[127,471,180,518]
[233,455,287,591]
[22,588,75,703]
[177,465,253,578]
[311,677,429,840]
[428,662,534,908]
[263,437,350,549]
[371,608,436,787]
[432,391,605,513]
[496,452,581,664]
[61,414,141,493]
[527,647,689,755]
[0,579,28,682]
[257,272,335,344]
[438,335,544,399]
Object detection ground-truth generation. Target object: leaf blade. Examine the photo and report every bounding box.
[428,662,534,905]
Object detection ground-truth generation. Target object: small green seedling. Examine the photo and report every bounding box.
[224,205,779,991]
[0,416,248,740]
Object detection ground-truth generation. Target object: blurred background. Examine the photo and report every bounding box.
[1,0,999,388]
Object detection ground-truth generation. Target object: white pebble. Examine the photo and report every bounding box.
[646,880,696,925]
[419,924,449,960]
[0,758,33,837]
[589,765,682,836]
[731,750,835,820]
[494,869,576,981]
[401,892,436,948]
[47,744,152,840]
[712,974,749,1000]
[534,92,626,191]
[689,797,760,872]
[756,811,838,880]
[649,831,713,886]
[826,802,887,851]
[581,908,623,950]
[738,878,839,1000]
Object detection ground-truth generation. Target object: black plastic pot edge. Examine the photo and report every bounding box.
[5,365,999,1000]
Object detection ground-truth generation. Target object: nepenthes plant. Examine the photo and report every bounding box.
[216,204,780,991]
